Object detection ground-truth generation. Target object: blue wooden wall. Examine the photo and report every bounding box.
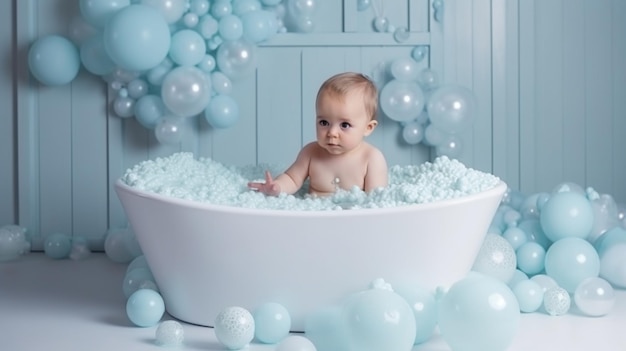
[2,0,625,249]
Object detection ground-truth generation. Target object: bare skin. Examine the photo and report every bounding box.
[248,87,388,196]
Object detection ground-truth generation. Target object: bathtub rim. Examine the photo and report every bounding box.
[115,179,508,217]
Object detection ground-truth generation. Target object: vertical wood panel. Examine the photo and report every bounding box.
[612,0,626,203]
[584,0,614,194]
[519,0,537,193]
[0,0,15,225]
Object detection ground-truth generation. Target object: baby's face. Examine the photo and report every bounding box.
[315,90,377,155]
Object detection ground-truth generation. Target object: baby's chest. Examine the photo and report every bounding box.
[308,158,367,191]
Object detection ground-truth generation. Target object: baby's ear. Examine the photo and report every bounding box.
[365,120,378,135]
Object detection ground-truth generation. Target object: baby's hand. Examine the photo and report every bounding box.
[248,170,281,196]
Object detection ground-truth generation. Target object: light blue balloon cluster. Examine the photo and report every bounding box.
[378,55,477,158]
[486,181,625,318]
[28,0,315,144]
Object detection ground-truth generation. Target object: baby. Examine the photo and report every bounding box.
[248,72,388,196]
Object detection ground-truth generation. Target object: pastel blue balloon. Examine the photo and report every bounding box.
[342,289,416,351]
[304,306,350,351]
[401,121,424,145]
[126,289,165,327]
[594,227,626,287]
[123,267,156,298]
[573,277,616,317]
[139,0,186,24]
[435,134,463,158]
[127,79,149,99]
[423,123,446,146]
[79,0,130,28]
[197,54,217,73]
[126,254,150,275]
[155,116,184,145]
[261,0,282,5]
[417,68,439,91]
[80,35,116,76]
[507,269,529,289]
[43,232,72,259]
[540,191,593,241]
[427,85,477,134]
[218,14,244,41]
[379,79,425,122]
[216,39,257,80]
[198,14,219,38]
[241,10,278,43]
[0,227,30,261]
[390,57,419,81]
[190,0,210,16]
[135,94,167,129]
[204,94,240,128]
[545,237,600,293]
[276,335,317,351]
[113,96,136,118]
[211,71,233,95]
[28,35,81,86]
[394,284,438,344]
[357,0,371,11]
[438,273,520,351]
[253,302,291,344]
[169,29,207,66]
[515,241,546,276]
[411,45,429,62]
[512,279,543,313]
[233,0,262,16]
[161,66,212,117]
[502,226,528,250]
[103,4,171,71]
[518,218,551,248]
[211,0,233,19]
[471,233,517,283]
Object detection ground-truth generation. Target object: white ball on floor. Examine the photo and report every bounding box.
[155,320,184,346]
[276,335,317,351]
[214,306,255,350]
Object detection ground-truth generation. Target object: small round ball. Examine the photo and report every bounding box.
[43,232,72,259]
[544,237,600,293]
[540,191,594,241]
[276,335,317,351]
[214,306,255,350]
[126,289,165,327]
[543,286,571,316]
[253,302,291,344]
[471,233,517,283]
[513,279,543,313]
[516,241,546,276]
[530,274,558,293]
[574,277,616,317]
[155,320,184,346]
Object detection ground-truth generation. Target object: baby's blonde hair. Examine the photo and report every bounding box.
[316,72,378,121]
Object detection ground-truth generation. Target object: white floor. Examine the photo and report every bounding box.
[1,253,625,351]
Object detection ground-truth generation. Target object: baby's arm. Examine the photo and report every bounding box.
[248,144,313,196]
[363,147,388,192]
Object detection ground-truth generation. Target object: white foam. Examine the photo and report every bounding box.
[122,152,501,211]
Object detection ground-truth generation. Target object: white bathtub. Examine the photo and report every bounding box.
[115,179,506,331]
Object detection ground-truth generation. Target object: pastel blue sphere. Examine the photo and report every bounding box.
[544,237,600,293]
[516,241,546,276]
[512,279,543,313]
[126,289,165,327]
[253,302,291,344]
[43,232,72,259]
[28,35,80,86]
[540,191,594,242]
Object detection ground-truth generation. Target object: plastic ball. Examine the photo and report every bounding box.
[411,46,429,62]
[214,306,255,350]
[28,35,81,86]
[512,279,543,313]
[0,227,30,261]
[276,335,317,351]
[155,116,185,145]
[471,233,517,283]
[253,302,291,344]
[204,95,240,129]
[543,286,570,316]
[394,284,438,344]
[161,66,212,117]
[544,237,600,293]
[155,320,185,346]
[43,232,72,259]
[169,29,207,66]
[103,4,171,71]
[389,57,419,82]
[342,288,416,351]
[126,289,165,327]
[573,277,615,317]
[372,16,388,32]
[426,85,477,134]
[79,0,130,28]
[393,26,410,42]
[438,273,520,351]
[516,241,546,276]
[401,121,424,145]
[379,79,425,122]
[216,39,257,80]
[540,190,594,241]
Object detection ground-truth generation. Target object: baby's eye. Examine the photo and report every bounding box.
[318,120,329,126]
[340,122,352,129]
